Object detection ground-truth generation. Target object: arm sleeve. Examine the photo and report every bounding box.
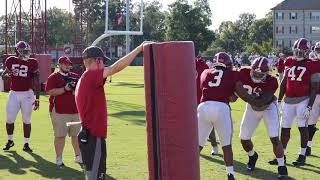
[5,57,12,70]
[45,75,57,92]
[265,78,279,92]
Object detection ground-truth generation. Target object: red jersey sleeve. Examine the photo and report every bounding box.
[45,73,58,92]
[5,56,13,70]
[29,59,39,73]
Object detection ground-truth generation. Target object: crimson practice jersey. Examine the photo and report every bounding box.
[5,56,38,91]
[284,57,320,97]
[200,68,239,104]
[196,58,209,104]
[240,68,278,104]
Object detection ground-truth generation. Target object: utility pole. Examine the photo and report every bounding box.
[125,0,130,54]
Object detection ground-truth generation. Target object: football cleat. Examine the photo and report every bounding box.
[211,146,219,156]
[278,166,288,179]
[23,143,33,152]
[3,140,14,150]
[292,155,306,166]
[227,173,235,180]
[74,155,83,164]
[247,152,258,171]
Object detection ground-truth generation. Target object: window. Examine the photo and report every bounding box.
[289,40,292,47]
[276,12,284,20]
[290,26,298,34]
[311,26,320,33]
[277,40,283,48]
[276,26,284,34]
[289,12,298,20]
[311,12,320,20]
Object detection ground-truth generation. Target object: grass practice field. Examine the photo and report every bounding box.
[0,66,319,180]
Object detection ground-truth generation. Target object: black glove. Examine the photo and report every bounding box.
[78,127,90,144]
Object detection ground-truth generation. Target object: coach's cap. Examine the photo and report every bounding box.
[58,56,72,65]
[82,46,111,62]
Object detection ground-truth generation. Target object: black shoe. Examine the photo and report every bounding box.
[268,155,286,165]
[292,155,305,166]
[23,143,33,152]
[306,146,311,156]
[3,140,14,150]
[247,152,258,171]
[278,166,288,179]
[227,173,235,180]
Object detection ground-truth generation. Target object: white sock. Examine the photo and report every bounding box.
[8,135,13,141]
[226,166,234,175]
[248,149,255,156]
[277,157,285,166]
[283,148,286,154]
[24,138,29,144]
[307,141,312,147]
[300,148,307,156]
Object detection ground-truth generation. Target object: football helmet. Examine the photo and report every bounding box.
[292,38,310,61]
[314,42,320,60]
[250,57,270,83]
[212,52,233,70]
[15,41,31,61]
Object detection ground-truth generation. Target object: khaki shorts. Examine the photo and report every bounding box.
[50,109,81,137]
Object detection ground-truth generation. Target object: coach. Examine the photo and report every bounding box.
[45,56,82,167]
[76,42,145,180]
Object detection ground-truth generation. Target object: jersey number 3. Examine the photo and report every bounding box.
[12,64,29,77]
[288,66,306,81]
[208,70,224,87]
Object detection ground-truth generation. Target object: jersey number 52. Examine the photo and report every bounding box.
[208,70,224,87]
[11,64,29,77]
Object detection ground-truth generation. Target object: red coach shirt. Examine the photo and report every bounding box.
[75,69,107,137]
[196,57,209,104]
[45,72,79,114]
[277,58,285,73]
[5,56,38,91]
[240,68,278,103]
[200,68,239,104]
[284,57,319,97]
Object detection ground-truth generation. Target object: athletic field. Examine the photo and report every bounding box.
[0,66,319,180]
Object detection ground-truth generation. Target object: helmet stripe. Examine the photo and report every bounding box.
[258,57,264,69]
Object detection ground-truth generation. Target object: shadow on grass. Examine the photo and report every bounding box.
[108,100,146,126]
[111,82,144,89]
[200,154,296,180]
[287,163,320,174]
[0,151,116,180]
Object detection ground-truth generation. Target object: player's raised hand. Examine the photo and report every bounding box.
[33,99,40,111]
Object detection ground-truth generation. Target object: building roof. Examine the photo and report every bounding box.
[272,0,320,10]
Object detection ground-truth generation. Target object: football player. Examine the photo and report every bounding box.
[269,38,320,166]
[196,56,219,155]
[305,42,320,156]
[276,53,286,82]
[239,57,288,178]
[198,52,255,180]
[2,41,40,152]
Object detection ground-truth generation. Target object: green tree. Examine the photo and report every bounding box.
[165,0,215,54]
[47,7,74,46]
[131,0,166,47]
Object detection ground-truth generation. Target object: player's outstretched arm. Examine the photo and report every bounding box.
[250,91,275,107]
[103,42,146,78]
[33,71,41,111]
[308,74,320,108]
[235,81,255,103]
[278,74,287,102]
